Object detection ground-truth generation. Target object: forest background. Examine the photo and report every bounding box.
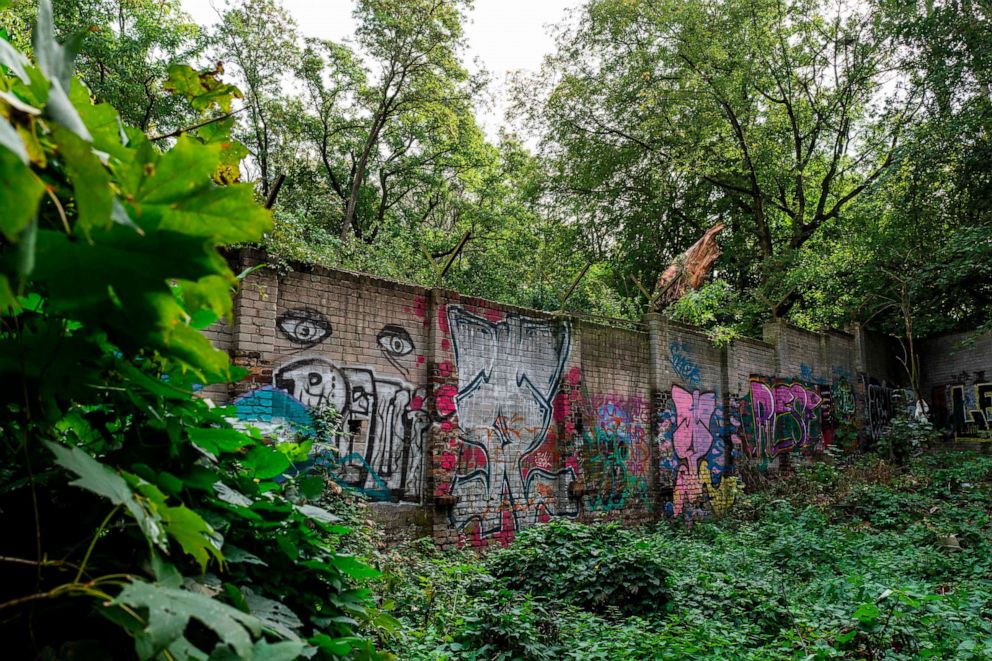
[3,0,990,343]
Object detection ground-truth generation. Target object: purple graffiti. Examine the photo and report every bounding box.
[747,378,823,461]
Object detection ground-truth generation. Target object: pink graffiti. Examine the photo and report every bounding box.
[749,379,824,459]
[671,385,717,516]
[438,305,450,335]
[553,391,571,423]
[435,384,458,416]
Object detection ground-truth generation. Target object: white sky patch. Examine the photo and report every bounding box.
[179,0,579,139]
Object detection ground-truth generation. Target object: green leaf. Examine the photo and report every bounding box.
[0,37,31,84]
[0,147,44,241]
[69,80,130,161]
[294,504,339,525]
[243,586,303,640]
[188,427,253,455]
[14,215,37,276]
[164,64,244,113]
[119,362,193,401]
[161,504,223,572]
[209,640,306,661]
[46,441,168,550]
[32,0,79,90]
[243,445,291,479]
[51,125,112,236]
[113,580,263,659]
[0,116,27,163]
[158,182,272,245]
[853,602,881,623]
[0,274,15,312]
[299,475,324,500]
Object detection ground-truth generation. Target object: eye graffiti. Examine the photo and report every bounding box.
[277,308,332,347]
[377,325,415,373]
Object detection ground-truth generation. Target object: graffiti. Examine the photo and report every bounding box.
[244,357,429,501]
[376,325,415,374]
[444,305,577,542]
[657,385,738,519]
[949,383,992,433]
[669,341,701,388]
[863,379,892,442]
[276,308,331,347]
[232,385,314,439]
[580,397,651,513]
[832,376,855,425]
[741,377,825,466]
[799,363,816,384]
[670,385,716,516]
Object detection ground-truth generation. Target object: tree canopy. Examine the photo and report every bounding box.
[3,0,988,342]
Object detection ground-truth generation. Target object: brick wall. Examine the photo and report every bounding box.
[919,330,992,436]
[214,250,939,548]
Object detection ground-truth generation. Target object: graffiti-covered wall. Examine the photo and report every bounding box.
[210,250,927,548]
[919,330,992,437]
[223,264,432,505]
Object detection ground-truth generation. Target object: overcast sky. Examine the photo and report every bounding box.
[179,0,579,138]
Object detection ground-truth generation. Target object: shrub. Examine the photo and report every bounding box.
[484,521,671,616]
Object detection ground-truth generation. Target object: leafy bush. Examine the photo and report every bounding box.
[454,581,562,661]
[0,6,382,658]
[373,451,992,659]
[484,520,671,616]
[881,409,939,464]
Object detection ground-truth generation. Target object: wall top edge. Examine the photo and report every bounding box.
[234,248,882,347]
[917,328,992,346]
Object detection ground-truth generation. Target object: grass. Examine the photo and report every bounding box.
[363,451,992,660]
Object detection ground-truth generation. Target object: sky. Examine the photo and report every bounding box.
[178,0,580,138]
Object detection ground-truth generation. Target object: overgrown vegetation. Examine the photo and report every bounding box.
[0,6,385,657]
[371,451,992,659]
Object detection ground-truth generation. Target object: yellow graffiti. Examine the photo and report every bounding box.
[701,463,742,516]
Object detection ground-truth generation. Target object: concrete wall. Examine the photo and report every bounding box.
[919,330,992,436]
[215,250,925,548]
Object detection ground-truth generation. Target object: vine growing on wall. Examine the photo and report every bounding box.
[0,2,385,657]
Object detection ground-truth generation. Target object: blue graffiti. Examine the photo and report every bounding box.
[669,341,701,388]
[231,385,402,501]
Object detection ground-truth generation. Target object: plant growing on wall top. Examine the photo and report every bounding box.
[0,2,385,657]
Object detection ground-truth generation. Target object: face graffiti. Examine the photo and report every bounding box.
[234,307,428,502]
[276,308,332,347]
[443,305,577,543]
[377,325,415,374]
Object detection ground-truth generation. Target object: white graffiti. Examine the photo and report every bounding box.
[446,306,576,537]
[275,357,428,501]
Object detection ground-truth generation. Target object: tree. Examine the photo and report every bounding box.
[518,0,919,323]
[1,0,205,132]
[214,0,300,197]
[337,0,478,241]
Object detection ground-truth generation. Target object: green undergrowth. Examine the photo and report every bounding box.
[368,451,992,660]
